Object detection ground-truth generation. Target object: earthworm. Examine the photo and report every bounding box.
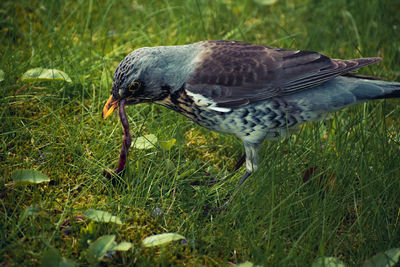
[103,99,132,178]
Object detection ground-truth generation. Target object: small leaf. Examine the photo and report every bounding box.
[312,257,347,267]
[0,69,4,82]
[83,209,122,224]
[133,134,157,150]
[87,235,116,263]
[159,138,176,151]
[363,248,400,267]
[234,261,262,267]
[142,233,185,247]
[113,241,133,251]
[12,169,50,184]
[41,248,76,267]
[21,68,72,83]
[254,0,277,5]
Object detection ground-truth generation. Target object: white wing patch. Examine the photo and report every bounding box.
[209,106,232,112]
[186,91,231,112]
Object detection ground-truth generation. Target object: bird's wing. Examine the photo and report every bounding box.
[185,40,381,109]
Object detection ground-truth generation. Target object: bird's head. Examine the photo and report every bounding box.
[102,44,202,119]
[102,47,172,119]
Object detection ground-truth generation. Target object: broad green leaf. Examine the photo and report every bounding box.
[12,169,50,184]
[0,69,4,82]
[41,248,76,267]
[363,248,400,267]
[254,0,277,5]
[312,257,347,267]
[159,138,176,151]
[83,209,122,224]
[87,235,116,263]
[21,68,72,83]
[113,241,133,251]
[133,134,157,150]
[142,233,185,247]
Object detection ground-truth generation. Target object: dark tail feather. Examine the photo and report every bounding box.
[374,87,400,99]
[345,77,400,101]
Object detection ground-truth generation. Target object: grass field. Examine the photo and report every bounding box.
[1,0,400,265]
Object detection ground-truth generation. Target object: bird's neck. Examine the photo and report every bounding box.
[153,44,203,92]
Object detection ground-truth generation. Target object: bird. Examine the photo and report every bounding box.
[102,40,400,187]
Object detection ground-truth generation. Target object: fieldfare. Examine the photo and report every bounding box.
[102,40,400,187]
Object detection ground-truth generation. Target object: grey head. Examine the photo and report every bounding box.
[110,44,203,105]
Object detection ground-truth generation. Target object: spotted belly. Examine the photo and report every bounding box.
[155,92,319,144]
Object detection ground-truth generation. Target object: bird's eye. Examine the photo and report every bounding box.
[128,81,141,92]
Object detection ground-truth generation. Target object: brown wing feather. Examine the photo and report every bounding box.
[186,40,381,108]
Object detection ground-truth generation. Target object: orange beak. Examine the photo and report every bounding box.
[102,95,119,119]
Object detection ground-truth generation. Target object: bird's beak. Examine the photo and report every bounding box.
[102,95,119,119]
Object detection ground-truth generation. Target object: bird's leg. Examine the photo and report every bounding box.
[202,143,260,214]
[103,99,132,179]
[243,142,259,175]
[220,143,259,208]
[192,143,256,187]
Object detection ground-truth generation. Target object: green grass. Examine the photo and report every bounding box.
[1,0,400,265]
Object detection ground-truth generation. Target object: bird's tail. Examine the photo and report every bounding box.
[287,76,400,116]
[347,77,400,101]
[369,81,400,100]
